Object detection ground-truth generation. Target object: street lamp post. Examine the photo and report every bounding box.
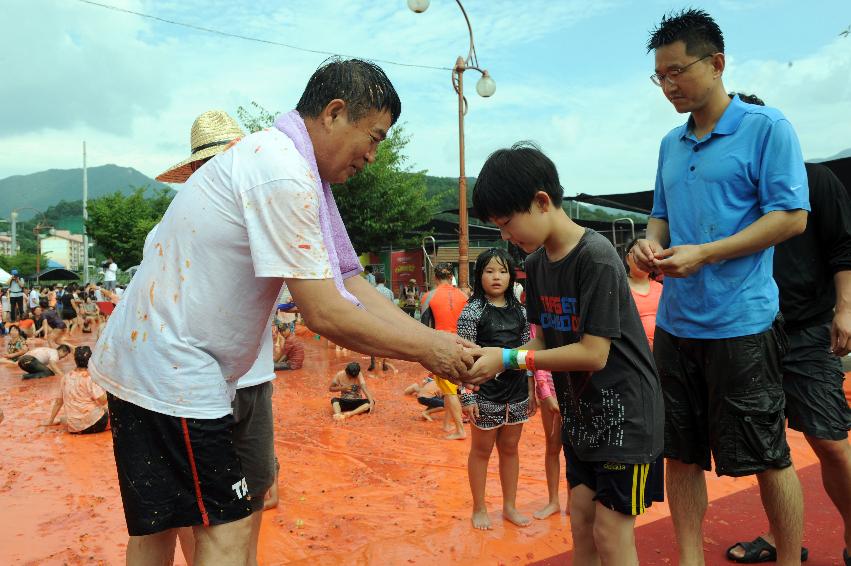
[409,0,495,289]
[34,222,55,285]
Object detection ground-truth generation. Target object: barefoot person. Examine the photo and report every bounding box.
[469,143,664,564]
[329,362,375,421]
[43,346,109,434]
[638,10,809,565]
[18,344,71,380]
[90,58,473,566]
[420,263,469,440]
[458,249,536,530]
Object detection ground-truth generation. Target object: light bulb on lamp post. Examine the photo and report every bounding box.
[409,0,495,290]
[407,0,430,13]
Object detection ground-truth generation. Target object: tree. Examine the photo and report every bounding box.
[235,101,435,253]
[85,187,174,268]
[0,252,48,277]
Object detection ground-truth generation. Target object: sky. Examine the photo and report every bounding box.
[1,0,850,198]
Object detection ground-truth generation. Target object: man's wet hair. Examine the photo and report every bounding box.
[74,346,92,368]
[375,273,386,284]
[646,8,724,56]
[473,141,563,222]
[345,362,361,377]
[297,58,402,126]
[730,92,765,106]
[57,344,71,355]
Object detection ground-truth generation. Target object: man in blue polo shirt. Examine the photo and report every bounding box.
[634,9,810,565]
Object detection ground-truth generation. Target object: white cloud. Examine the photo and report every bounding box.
[1,0,848,201]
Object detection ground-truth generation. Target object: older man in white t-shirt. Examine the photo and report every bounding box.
[91,59,474,565]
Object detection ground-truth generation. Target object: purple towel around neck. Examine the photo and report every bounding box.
[274,110,362,307]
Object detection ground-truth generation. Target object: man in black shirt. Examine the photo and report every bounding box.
[727,95,851,565]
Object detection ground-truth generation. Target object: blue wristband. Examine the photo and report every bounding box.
[502,348,511,370]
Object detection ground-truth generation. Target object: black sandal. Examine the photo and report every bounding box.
[726,536,808,563]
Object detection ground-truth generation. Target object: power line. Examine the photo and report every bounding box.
[74,0,452,72]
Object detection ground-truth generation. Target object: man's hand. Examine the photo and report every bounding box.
[831,309,851,356]
[462,403,479,421]
[632,239,664,273]
[465,347,505,385]
[419,331,475,383]
[654,244,708,278]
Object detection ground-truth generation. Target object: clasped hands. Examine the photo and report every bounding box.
[432,333,522,389]
[631,239,709,278]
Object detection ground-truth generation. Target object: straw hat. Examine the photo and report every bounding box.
[156,110,245,183]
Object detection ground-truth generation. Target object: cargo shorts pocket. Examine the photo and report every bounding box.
[717,390,787,476]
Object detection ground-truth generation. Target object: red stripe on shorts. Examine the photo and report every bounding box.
[180,418,210,526]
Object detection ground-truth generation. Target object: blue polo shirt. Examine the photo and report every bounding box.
[651,95,809,339]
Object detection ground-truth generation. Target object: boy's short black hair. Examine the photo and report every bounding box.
[74,345,92,368]
[345,362,361,377]
[646,8,724,55]
[433,262,454,281]
[57,344,71,355]
[472,141,563,222]
[375,273,386,284]
[365,265,374,273]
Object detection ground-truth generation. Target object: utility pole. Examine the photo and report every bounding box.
[10,210,17,255]
[82,141,89,283]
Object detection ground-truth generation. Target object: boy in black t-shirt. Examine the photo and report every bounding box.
[468,142,664,564]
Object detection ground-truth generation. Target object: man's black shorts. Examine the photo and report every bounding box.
[107,393,253,536]
[654,316,792,477]
[564,442,664,516]
[783,323,851,441]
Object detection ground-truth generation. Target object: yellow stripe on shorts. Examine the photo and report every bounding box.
[631,464,639,515]
[640,463,649,514]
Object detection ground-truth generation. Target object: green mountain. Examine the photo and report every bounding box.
[0,164,170,220]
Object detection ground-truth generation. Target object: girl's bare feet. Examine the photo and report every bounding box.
[471,508,491,530]
[532,501,561,520]
[332,413,346,422]
[421,411,433,422]
[502,505,531,527]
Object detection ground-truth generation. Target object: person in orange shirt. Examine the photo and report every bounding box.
[420,263,469,440]
[43,346,108,434]
[625,238,663,350]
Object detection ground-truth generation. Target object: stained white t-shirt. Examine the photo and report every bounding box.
[91,128,341,418]
[235,325,276,390]
[104,263,118,282]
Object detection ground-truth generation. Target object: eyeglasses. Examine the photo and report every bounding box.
[650,54,713,87]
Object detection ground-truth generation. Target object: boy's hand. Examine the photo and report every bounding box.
[465,347,505,384]
[462,403,479,420]
[654,245,708,278]
[631,239,664,273]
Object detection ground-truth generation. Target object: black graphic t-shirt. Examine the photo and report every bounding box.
[525,229,663,464]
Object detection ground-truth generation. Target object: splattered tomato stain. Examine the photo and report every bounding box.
[142,332,147,342]
[155,243,163,256]
[255,146,262,153]
[299,244,311,250]
[149,282,156,306]
[130,331,138,342]
[185,260,191,268]
[173,293,179,303]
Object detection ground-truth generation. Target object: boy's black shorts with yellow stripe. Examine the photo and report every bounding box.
[564,443,664,516]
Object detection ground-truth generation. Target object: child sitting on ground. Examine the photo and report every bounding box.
[329,362,375,421]
[273,324,304,371]
[43,346,109,434]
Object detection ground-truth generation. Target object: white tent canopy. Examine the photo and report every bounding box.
[0,267,11,285]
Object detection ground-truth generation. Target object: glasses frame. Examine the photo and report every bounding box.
[651,54,713,87]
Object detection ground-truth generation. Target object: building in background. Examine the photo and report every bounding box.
[0,233,19,256]
[40,229,84,270]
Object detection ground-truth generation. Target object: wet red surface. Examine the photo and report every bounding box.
[0,328,847,565]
